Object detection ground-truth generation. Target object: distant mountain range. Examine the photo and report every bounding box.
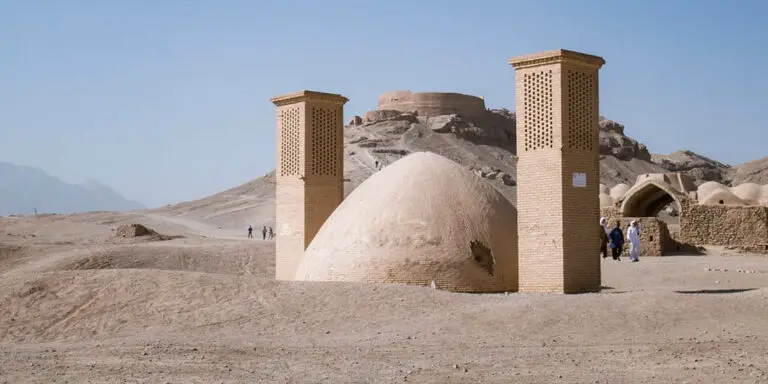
[0,162,145,216]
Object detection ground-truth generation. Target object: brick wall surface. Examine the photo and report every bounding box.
[276,179,306,280]
[517,151,565,292]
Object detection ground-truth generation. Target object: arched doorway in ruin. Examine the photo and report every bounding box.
[619,181,683,255]
[620,181,681,218]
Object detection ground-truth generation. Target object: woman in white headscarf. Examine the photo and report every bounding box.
[627,220,641,262]
[600,217,609,234]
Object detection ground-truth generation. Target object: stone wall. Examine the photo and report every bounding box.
[600,208,670,257]
[680,205,768,252]
[377,90,487,120]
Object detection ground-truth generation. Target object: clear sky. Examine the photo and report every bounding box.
[1,0,766,208]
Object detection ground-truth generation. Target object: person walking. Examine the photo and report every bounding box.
[627,220,641,262]
[262,226,267,240]
[608,221,625,261]
[247,225,253,239]
[599,217,609,259]
[268,226,274,240]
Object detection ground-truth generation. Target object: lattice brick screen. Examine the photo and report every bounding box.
[523,70,554,151]
[279,107,301,176]
[310,107,340,176]
[567,69,596,151]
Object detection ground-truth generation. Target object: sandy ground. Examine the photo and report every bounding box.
[1,212,768,384]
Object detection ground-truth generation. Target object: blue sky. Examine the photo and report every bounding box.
[1,0,766,207]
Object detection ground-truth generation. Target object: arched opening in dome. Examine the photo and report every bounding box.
[470,240,494,276]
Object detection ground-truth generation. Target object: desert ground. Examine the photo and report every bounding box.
[1,210,767,384]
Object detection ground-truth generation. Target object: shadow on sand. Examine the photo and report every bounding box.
[662,243,708,257]
[599,286,629,294]
[674,288,758,295]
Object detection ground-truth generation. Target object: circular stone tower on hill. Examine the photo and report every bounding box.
[376,90,487,120]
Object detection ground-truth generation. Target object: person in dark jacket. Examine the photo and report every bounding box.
[608,222,625,261]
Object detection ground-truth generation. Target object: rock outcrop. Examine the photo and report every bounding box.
[651,150,730,185]
[728,156,768,186]
[365,107,515,149]
[363,109,410,124]
[116,224,154,238]
[599,118,651,161]
[114,223,181,241]
[470,165,516,186]
[347,115,362,126]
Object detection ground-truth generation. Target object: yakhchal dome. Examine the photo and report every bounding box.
[294,152,518,293]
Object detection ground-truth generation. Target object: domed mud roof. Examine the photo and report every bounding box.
[294,152,518,293]
[697,181,728,203]
[730,183,762,202]
[699,188,747,206]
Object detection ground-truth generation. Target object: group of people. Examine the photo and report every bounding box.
[248,225,274,240]
[599,217,641,262]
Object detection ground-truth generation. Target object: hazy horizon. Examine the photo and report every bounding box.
[2,0,767,207]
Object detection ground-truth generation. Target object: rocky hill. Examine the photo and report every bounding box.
[651,150,731,185]
[727,156,768,186]
[650,151,768,188]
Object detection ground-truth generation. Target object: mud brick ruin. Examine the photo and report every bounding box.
[271,48,768,294]
[602,173,768,255]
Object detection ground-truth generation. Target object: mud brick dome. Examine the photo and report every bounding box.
[697,181,768,206]
[293,152,519,293]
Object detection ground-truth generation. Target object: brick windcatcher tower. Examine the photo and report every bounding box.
[508,49,605,293]
[271,90,348,281]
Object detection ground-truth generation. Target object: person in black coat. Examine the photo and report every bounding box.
[608,222,625,261]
